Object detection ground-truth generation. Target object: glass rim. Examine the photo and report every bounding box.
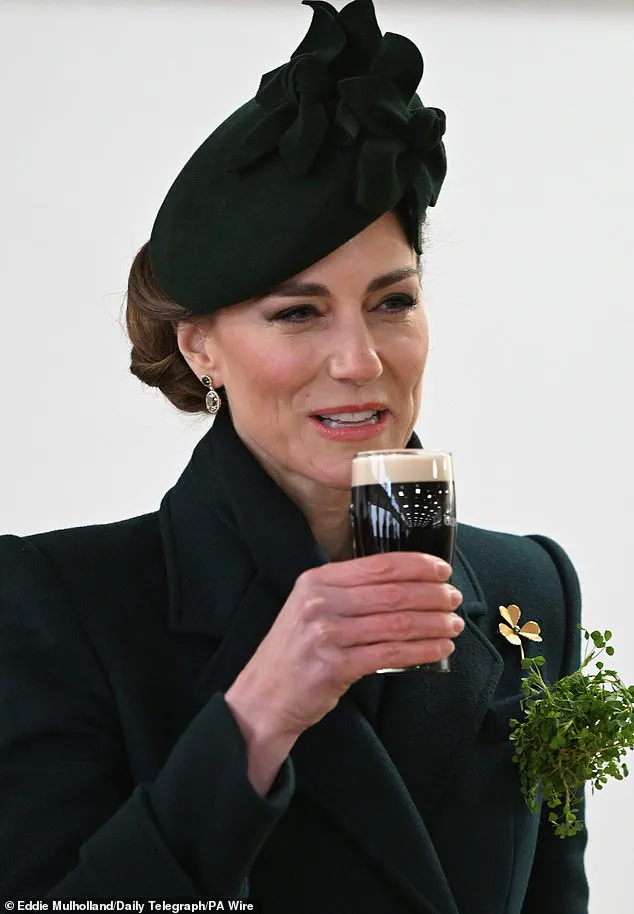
[352,448,452,459]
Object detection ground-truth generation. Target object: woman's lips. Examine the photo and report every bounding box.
[308,411,389,441]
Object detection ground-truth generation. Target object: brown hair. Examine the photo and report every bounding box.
[125,203,426,416]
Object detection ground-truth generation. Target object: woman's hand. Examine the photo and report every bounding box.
[226,553,463,747]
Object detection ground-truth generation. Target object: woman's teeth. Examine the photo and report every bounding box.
[318,410,381,427]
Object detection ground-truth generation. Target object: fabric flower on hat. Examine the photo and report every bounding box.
[226,2,348,176]
[225,0,447,251]
[335,30,446,215]
[149,0,448,314]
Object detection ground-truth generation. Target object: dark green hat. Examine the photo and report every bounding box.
[149,0,447,315]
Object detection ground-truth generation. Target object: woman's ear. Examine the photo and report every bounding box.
[174,319,224,387]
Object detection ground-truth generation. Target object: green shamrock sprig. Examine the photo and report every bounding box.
[509,627,634,838]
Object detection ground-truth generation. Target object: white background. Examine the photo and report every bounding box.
[1,0,633,909]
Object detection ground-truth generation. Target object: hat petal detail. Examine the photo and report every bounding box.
[279,94,330,175]
[354,137,405,213]
[334,99,361,143]
[409,105,447,153]
[413,118,447,207]
[225,105,295,173]
[301,1,338,22]
[227,56,333,174]
[254,63,294,111]
[295,3,346,62]
[337,76,410,138]
[226,1,446,221]
[227,0,346,176]
[150,0,448,316]
[371,32,424,103]
[335,65,446,216]
[337,0,383,69]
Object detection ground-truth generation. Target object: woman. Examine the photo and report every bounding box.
[0,1,589,910]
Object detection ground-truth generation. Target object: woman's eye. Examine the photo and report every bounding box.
[379,294,419,313]
[270,294,418,323]
[271,305,318,323]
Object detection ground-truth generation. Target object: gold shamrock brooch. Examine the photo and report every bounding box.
[498,604,542,660]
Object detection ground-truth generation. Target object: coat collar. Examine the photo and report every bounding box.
[158,406,503,914]
[159,405,330,640]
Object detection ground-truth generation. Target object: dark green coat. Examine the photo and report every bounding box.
[0,407,589,912]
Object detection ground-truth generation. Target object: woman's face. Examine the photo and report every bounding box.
[180,211,429,492]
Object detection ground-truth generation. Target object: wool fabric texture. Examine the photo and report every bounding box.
[148,0,447,314]
[0,404,588,908]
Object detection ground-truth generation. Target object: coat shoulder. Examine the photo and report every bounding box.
[0,512,166,637]
[456,520,581,614]
[0,511,162,577]
[456,520,583,678]
[25,510,161,558]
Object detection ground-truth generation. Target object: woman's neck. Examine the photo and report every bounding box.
[303,497,354,562]
[263,469,353,560]
[280,478,353,562]
[236,431,354,562]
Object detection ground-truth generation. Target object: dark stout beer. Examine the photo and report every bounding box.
[350,449,456,672]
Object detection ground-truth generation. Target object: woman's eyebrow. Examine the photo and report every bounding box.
[264,267,420,299]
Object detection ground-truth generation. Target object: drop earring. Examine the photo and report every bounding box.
[201,376,222,415]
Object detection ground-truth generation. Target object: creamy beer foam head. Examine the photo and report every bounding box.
[352,449,453,486]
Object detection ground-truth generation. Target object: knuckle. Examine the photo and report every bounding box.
[437,638,455,658]
[421,552,443,574]
[303,592,327,621]
[295,569,313,595]
[307,563,331,585]
[420,612,444,637]
[416,640,443,663]
[386,611,413,639]
[311,617,335,645]
[310,631,340,668]
[329,645,348,676]
[325,647,350,687]
[383,582,408,609]
[365,554,394,579]
[298,566,320,588]
[416,582,445,610]
[383,642,405,669]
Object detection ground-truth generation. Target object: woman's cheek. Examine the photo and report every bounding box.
[392,333,428,380]
[241,343,300,390]
[268,355,312,392]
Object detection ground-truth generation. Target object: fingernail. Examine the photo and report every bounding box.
[435,559,452,579]
[448,586,462,608]
[452,614,465,634]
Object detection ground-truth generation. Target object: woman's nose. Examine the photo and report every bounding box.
[327,322,383,384]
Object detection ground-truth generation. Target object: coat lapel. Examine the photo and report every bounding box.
[375,547,504,824]
[158,407,503,914]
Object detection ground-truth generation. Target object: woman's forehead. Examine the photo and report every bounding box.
[268,214,416,289]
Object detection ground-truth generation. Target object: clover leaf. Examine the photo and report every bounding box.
[509,627,634,838]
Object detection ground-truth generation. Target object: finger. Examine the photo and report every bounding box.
[309,552,453,587]
[348,638,456,680]
[334,609,464,647]
[325,581,462,617]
